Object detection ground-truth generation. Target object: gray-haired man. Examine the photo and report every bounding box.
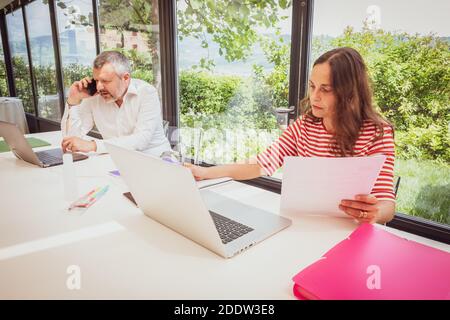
[61,51,170,156]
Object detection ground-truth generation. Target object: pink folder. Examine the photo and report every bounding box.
[292,223,450,300]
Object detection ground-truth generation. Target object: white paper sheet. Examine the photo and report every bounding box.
[280,155,387,217]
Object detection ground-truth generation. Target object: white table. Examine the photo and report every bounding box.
[0,97,29,134]
[0,131,448,299]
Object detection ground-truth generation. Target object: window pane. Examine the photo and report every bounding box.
[26,1,61,121]
[312,0,450,225]
[98,0,162,95]
[176,1,292,175]
[6,8,35,114]
[56,0,97,98]
[0,31,8,96]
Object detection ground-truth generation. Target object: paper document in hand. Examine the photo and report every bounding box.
[280,155,386,217]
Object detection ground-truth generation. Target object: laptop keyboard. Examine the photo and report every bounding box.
[209,211,254,244]
[35,149,63,165]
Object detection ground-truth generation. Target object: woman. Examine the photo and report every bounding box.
[186,47,396,224]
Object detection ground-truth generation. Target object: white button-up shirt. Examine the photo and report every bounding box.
[61,79,171,156]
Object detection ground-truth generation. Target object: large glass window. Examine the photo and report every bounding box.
[6,8,35,114]
[98,0,162,95]
[25,0,61,121]
[0,31,8,96]
[176,0,293,173]
[56,0,97,99]
[312,0,450,225]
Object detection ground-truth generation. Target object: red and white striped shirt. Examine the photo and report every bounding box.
[257,115,396,202]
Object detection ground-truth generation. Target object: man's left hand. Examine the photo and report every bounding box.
[62,136,96,153]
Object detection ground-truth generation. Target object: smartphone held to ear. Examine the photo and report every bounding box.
[87,79,97,96]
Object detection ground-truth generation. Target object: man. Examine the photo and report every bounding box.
[61,51,171,156]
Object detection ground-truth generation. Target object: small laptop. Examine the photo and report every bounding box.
[105,142,292,258]
[0,120,88,167]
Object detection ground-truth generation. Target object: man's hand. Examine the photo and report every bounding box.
[67,77,95,106]
[62,136,96,153]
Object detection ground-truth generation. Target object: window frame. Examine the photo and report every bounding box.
[0,12,15,97]
[47,0,66,118]
[0,0,448,244]
[168,0,449,244]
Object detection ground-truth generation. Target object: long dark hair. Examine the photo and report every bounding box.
[301,47,392,156]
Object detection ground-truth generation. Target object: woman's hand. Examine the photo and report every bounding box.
[339,194,380,223]
[183,163,209,181]
[183,163,263,181]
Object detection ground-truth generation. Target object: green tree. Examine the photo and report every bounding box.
[253,35,290,112]
[179,70,278,132]
[60,0,291,72]
[332,26,450,163]
[0,53,7,97]
[97,0,160,86]
[178,0,291,67]
[11,56,34,114]
[52,0,160,87]
[257,24,450,163]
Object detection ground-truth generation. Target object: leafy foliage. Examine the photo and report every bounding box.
[253,35,290,111]
[332,26,449,163]
[0,49,7,97]
[256,25,450,163]
[10,56,34,114]
[179,70,278,130]
[178,0,291,68]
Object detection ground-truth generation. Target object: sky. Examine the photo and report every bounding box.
[275,0,449,37]
[311,0,449,37]
[5,0,93,36]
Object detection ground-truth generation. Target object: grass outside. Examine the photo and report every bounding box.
[395,159,449,225]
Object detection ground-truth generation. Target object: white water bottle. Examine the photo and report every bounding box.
[63,153,78,202]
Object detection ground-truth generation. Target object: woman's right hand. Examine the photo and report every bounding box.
[184,163,209,181]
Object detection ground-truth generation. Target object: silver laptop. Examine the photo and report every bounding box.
[0,120,88,167]
[105,142,291,258]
